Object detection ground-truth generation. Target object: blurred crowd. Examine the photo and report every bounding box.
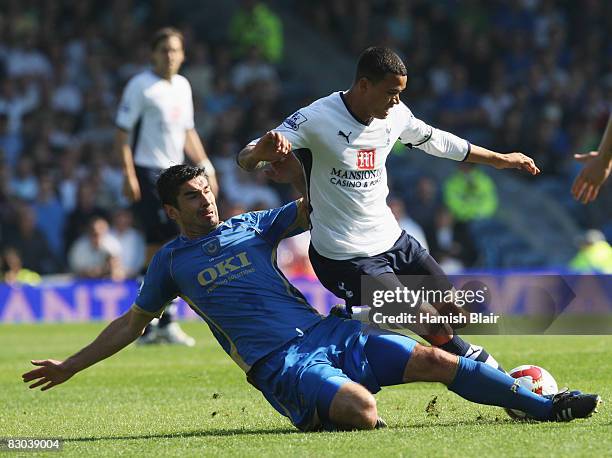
[0,0,610,283]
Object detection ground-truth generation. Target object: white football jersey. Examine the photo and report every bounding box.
[260,91,470,260]
[115,70,194,169]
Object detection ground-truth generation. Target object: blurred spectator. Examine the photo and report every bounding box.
[9,155,38,201]
[183,43,214,100]
[443,163,498,222]
[229,0,283,63]
[426,206,478,274]
[109,208,146,278]
[68,216,124,280]
[57,148,82,212]
[0,112,24,168]
[63,181,109,255]
[51,64,83,114]
[407,176,441,231]
[1,246,41,285]
[5,33,53,79]
[231,46,280,97]
[0,78,40,133]
[205,75,239,118]
[569,230,612,273]
[388,197,429,251]
[33,172,66,258]
[437,65,486,141]
[481,80,514,130]
[2,203,60,274]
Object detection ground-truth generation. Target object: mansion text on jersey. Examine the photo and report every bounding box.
[330,168,383,188]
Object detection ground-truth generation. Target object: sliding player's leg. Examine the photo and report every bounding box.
[363,330,600,421]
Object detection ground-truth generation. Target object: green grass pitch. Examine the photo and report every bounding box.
[1,323,610,457]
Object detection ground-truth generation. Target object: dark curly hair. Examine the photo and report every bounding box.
[355,46,407,84]
[156,164,206,208]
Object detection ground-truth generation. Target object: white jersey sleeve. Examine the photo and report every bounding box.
[397,102,469,161]
[247,106,314,149]
[115,76,144,131]
[273,108,313,149]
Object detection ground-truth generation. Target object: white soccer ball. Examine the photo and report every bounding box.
[505,365,558,420]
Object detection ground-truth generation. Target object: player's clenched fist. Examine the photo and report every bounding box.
[253,131,292,163]
[238,131,293,171]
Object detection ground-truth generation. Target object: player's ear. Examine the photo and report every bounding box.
[357,77,370,93]
[164,204,180,221]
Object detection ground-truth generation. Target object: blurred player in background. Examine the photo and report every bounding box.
[23,164,601,431]
[239,46,541,371]
[115,27,218,346]
[572,115,611,204]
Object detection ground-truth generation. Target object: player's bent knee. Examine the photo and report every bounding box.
[403,344,458,384]
[328,382,378,430]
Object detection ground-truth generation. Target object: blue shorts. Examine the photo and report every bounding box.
[247,316,416,431]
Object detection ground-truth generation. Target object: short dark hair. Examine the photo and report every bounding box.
[355,46,407,84]
[151,27,184,51]
[156,164,206,208]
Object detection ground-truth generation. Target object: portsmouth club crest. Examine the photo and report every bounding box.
[202,238,221,256]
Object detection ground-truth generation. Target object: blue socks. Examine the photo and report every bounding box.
[449,357,552,420]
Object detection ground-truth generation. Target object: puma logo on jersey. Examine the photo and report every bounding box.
[338,130,352,143]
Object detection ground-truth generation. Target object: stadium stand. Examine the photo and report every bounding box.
[0,0,610,281]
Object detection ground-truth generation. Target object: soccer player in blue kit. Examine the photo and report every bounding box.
[23,164,600,430]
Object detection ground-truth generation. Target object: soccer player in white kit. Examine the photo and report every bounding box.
[115,27,218,345]
[239,47,541,370]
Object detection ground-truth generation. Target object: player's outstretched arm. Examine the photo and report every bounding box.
[571,115,612,204]
[22,307,152,391]
[466,144,540,175]
[237,131,292,171]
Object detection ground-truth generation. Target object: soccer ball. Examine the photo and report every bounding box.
[505,365,558,420]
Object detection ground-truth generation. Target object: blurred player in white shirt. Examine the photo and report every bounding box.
[115,27,217,345]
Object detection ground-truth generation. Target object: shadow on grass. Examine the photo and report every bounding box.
[63,427,298,443]
[62,418,529,443]
[63,418,612,442]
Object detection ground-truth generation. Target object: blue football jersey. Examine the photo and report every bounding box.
[134,201,323,372]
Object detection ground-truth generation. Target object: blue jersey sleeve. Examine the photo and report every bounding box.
[133,248,179,317]
[253,200,306,246]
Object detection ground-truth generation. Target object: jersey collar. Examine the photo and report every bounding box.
[339,92,372,126]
